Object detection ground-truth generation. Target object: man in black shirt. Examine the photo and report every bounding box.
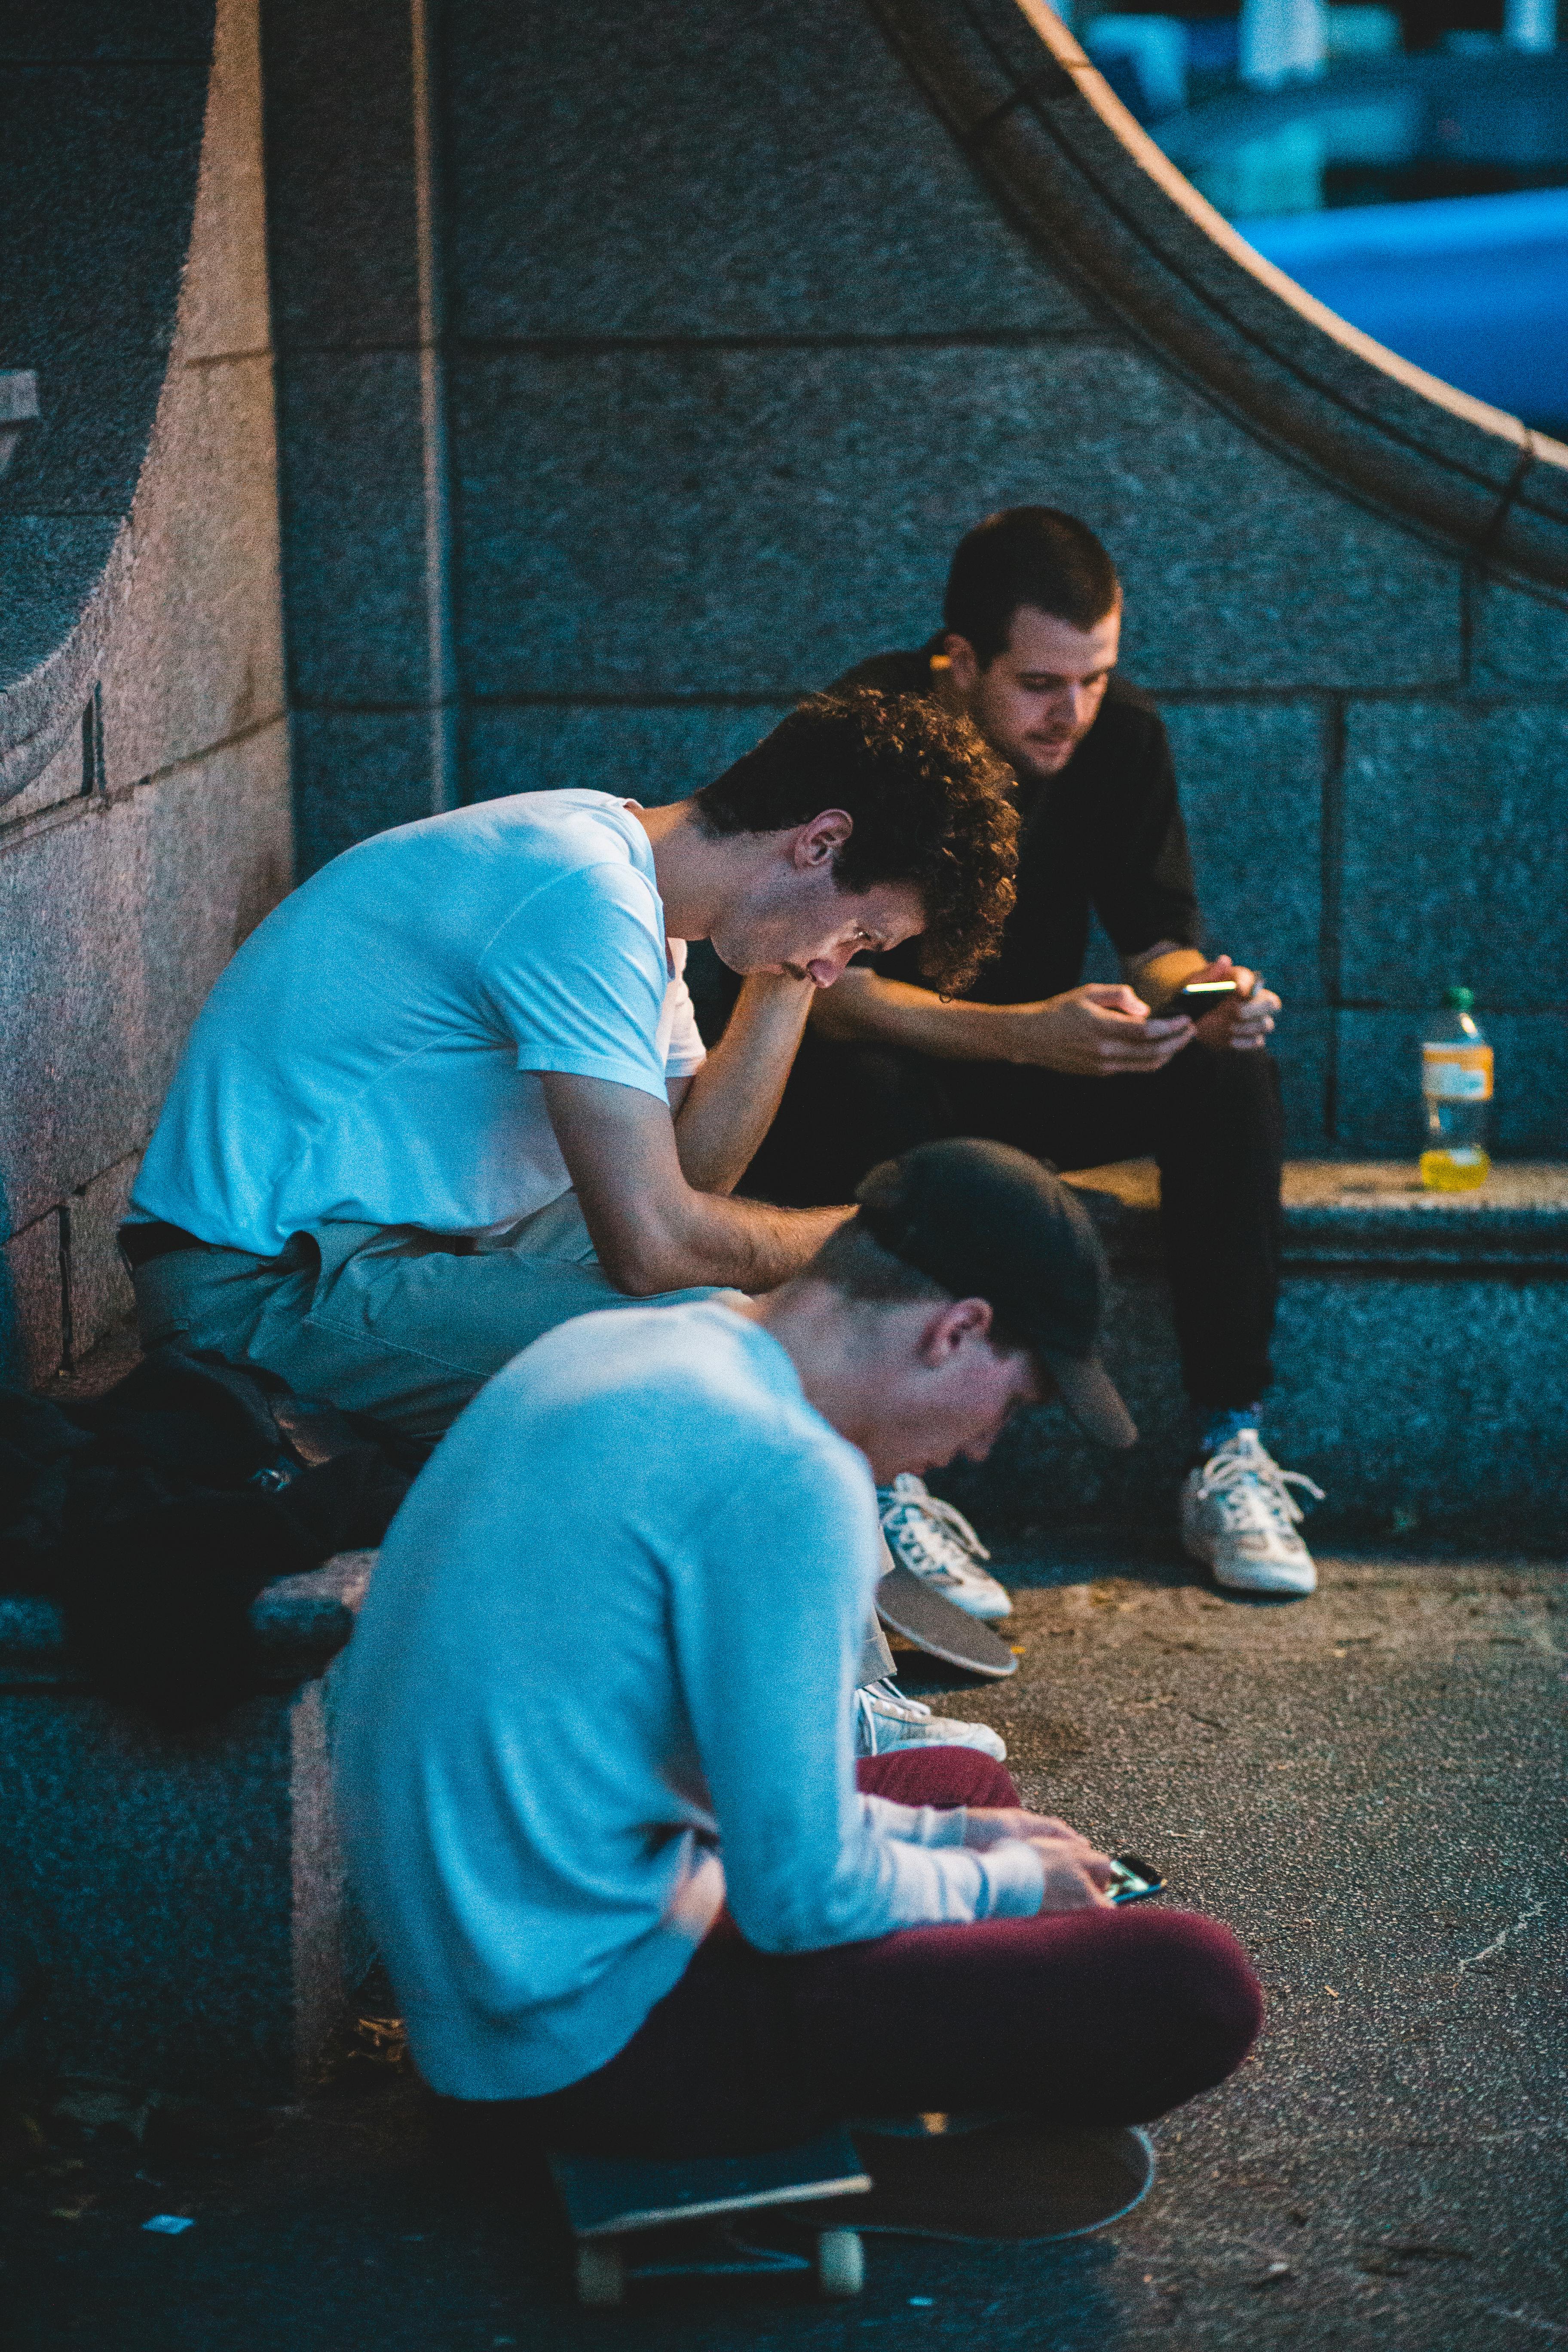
[741,508,1320,1601]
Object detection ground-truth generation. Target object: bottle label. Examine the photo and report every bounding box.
[1423,1044,1493,1101]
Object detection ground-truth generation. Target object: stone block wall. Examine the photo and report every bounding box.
[264,0,1568,1161]
[0,0,292,1386]
[6,0,1568,1401]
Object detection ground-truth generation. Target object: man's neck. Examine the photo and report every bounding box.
[634,799,747,941]
[747,1281,873,1454]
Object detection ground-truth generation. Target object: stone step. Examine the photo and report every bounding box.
[0,1554,374,2099]
[943,1161,1568,1547]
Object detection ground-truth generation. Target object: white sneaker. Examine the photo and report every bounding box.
[853,1679,1007,1761]
[878,1474,1013,1622]
[1181,1430,1324,1597]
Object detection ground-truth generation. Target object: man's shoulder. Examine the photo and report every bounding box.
[1067,676,1170,781]
[496,1305,867,1506]
[828,644,940,699]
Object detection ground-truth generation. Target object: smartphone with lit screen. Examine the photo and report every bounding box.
[1106,1854,1166,1905]
[1168,979,1238,1017]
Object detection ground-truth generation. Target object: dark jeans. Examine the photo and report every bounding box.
[458,1752,1262,2160]
[743,1033,1285,1410]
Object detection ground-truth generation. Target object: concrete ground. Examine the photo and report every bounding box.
[3,1539,1565,2351]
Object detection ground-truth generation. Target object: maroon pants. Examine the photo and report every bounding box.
[481,1752,1262,2159]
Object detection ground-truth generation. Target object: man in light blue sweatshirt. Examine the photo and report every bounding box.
[335,1140,1261,2157]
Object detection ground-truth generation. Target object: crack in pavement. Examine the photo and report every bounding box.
[1458,1897,1545,1974]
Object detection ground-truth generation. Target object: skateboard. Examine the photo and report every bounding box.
[874,1560,1019,1679]
[551,2114,1153,2302]
[818,2112,1157,2243]
[549,2126,871,2306]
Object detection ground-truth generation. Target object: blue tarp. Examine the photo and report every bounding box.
[1237,186,1568,426]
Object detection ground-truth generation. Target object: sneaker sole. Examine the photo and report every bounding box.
[883,1556,1012,1621]
[1183,1530,1316,1598]
[1185,1533,1316,1608]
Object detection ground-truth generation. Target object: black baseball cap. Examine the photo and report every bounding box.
[853,1138,1137,1450]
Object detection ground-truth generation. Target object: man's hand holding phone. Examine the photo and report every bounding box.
[1174,955,1280,1053]
[964,1806,1116,1911]
[1009,985,1194,1078]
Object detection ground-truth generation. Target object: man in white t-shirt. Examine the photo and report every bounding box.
[124,692,1017,1438]
[335,1140,1260,2156]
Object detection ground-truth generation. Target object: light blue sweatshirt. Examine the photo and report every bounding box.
[334,1302,1044,2100]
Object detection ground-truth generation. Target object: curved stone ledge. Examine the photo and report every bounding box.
[873,0,1568,588]
[0,21,213,801]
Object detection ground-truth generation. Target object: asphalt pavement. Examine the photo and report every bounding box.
[4,1543,1564,2351]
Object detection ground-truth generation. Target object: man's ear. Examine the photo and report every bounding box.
[940,632,981,697]
[917,1295,994,1366]
[793,808,853,871]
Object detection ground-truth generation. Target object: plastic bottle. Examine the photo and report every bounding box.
[1420,986,1492,1191]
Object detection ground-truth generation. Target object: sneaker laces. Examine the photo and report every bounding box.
[1193,1436,1324,1545]
[853,1678,932,1754]
[882,1476,992,1586]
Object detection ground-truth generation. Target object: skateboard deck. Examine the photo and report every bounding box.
[550,2128,871,2303]
[875,1562,1019,1679]
[812,2114,1156,2244]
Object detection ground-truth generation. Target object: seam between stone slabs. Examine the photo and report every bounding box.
[442,685,1568,710]
[1320,691,1346,1146]
[0,712,289,862]
[342,327,1121,357]
[181,348,274,373]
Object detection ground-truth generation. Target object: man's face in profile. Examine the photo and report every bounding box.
[944,601,1121,788]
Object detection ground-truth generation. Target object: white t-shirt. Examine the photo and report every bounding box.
[334,1302,1045,2101]
[131,792,707,1256]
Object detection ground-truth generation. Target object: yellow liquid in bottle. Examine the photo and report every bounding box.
[1420,1148,1491,1192]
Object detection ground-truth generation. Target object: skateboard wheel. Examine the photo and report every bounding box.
[575,2242,626,2306]
[814,2228,864,2298]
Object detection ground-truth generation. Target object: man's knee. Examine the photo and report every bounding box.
[1093,1909,1263,2108]
[1154,1041,1283,1164]
[856,1750,1020,1810]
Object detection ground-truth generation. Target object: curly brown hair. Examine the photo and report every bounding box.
[692,689,1017,990]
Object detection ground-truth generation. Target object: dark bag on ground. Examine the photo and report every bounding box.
[0,1347,419,1724]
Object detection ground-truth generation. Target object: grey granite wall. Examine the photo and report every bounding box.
[0,0,292,1386]
[261,0,456,877]
[260,0,1568,1163]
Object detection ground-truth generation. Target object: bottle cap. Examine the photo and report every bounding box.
[1443,985,1474,1012]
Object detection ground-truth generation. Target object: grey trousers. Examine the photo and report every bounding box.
[129,1193,724,1443]
[130,1195,900,1683]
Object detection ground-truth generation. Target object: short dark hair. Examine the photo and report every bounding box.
[808,1213,952,1310]
[943,507,1121,669]
[806,1214,1028,1357]
[693,689,1017,991]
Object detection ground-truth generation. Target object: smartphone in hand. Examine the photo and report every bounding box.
[1168,979,1238,1017]
[1106,1854,1166,1905]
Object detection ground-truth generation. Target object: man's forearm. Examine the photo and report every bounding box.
[657,1191,852,1294]
[673,972,815,1195]
[808,969,1036,1063]
[542,1066,853,1298]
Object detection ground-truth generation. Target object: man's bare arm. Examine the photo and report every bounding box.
[671,971,815,1196]
[542,1070,851,1295]
[810,966,1192,1077]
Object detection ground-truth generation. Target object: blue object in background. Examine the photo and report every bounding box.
[1237,185,1568,428]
